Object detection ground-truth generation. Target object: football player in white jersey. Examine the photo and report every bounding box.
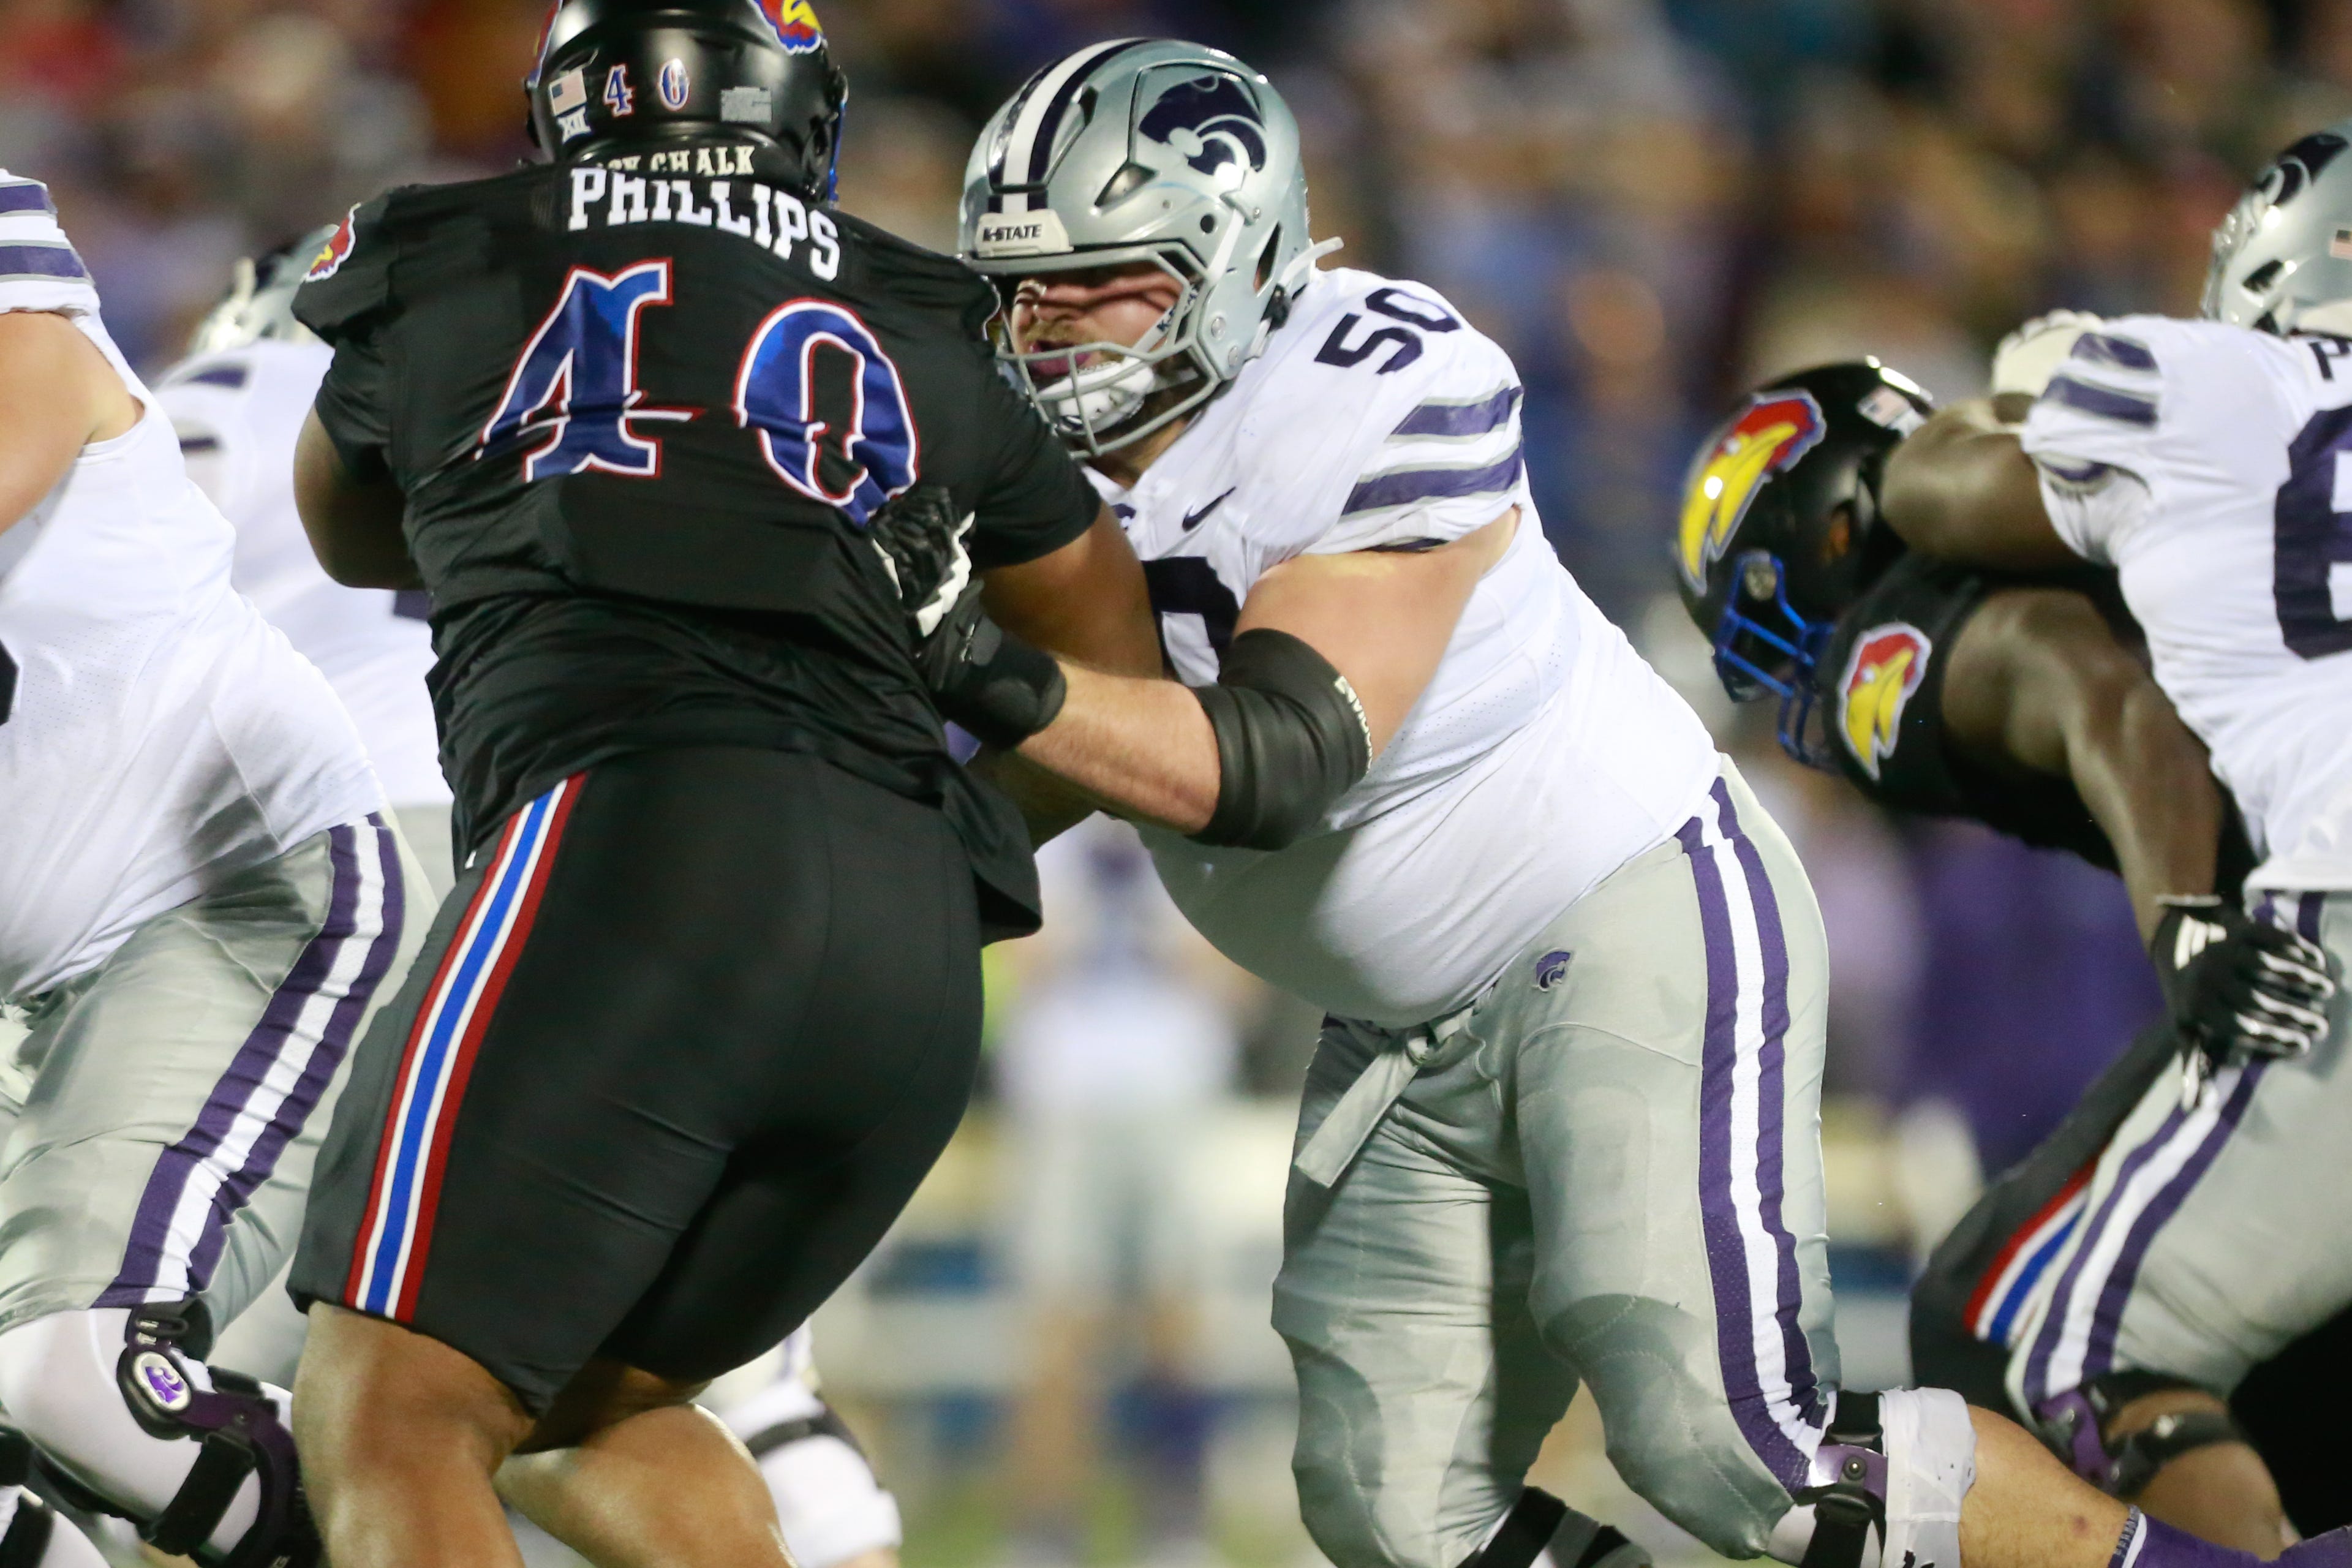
[151,236,907,1568]
[919,40,2352,1568]
[0,176,427,1566]
[1875,122,2352,1552]
[159,231,454,902]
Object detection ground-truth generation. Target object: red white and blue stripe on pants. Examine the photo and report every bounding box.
[344,778,581,1321]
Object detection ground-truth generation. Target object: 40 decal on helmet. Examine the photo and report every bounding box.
[524,0,846,200]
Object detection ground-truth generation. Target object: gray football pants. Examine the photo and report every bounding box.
[0,818,425,1341]
[2003,889,2352,1414]
[1273,761,1839,1566]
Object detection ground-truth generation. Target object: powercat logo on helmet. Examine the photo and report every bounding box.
[1138,74,1268,178]
[761,0,826,52]
[1676,390,1825,590]
[304,208,358,282]
[1838,622,1931,781]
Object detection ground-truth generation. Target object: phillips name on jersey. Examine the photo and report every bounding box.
[2021,317,2352,891]
[1098,265,1721,1025]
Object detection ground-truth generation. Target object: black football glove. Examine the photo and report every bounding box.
[2149,895,2336,1074]
[914,581,1066,751]
[867,483,973,637]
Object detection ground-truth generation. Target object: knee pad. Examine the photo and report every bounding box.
[1766,1389,1975,1568]
[0,1305,317,1568]
[2032,1371,2249,1502]
[1458,1490,1649,1568]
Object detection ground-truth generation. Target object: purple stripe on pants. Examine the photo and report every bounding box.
[1713,780,1825,1435]
[2077,1062,2266,1385]
[2022,1093,2193,1404]
[98,820,401,1307]
[1679,802,1811,1491]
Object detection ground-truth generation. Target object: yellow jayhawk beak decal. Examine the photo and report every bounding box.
[1677,391,1827,589]
[1838,623,1932,780]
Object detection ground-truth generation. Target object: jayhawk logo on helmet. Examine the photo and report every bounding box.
[760,0,825,52]
[303,208,358,282]
[1838,623,1931,781]
[1676,390,1826,590]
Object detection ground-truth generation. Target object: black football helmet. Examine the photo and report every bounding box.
[526,0,848,200]
[1674,360,1934,764]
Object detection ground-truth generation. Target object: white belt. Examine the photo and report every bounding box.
[1294,989,1490,1188]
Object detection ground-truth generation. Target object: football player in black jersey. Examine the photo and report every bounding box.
[1678,361,2345,1546]
[277,4,1158,1565]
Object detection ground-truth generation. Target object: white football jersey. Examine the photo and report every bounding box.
[1102,267,1720,1025]
[2022,316,2352,891]
[159,338,448,809]
[0,176,382,1000]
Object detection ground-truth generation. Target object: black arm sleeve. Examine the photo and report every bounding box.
[1189,629,1374,852]
[965,358,1100,571]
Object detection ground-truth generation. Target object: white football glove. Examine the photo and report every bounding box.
[1991,310,2105,399]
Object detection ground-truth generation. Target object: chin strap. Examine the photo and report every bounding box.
[113,1305,319,1568]
[2033,1371,2249,1501]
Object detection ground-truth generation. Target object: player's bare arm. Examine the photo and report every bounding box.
[293,409,418,589]
[1016,507,1515,838]
[0,309,138,529]
[969,500,1164,842]
[1941,587,2223,940]
[1880,396,2077,571]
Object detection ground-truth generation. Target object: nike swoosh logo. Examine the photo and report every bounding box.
[1182,488,1236,531]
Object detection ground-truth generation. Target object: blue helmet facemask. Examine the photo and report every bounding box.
[1708,549,1839,769]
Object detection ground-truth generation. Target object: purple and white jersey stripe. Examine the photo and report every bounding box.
[0,173,95,311]
[1676,778,1827,1490]
[1111,261,1720,1024]
[97,818,405,1309]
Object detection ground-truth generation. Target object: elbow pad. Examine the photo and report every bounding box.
[1189,629,1373,851]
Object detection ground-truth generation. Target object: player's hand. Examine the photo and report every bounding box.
[914,582,1068,750]
[2149,896,2337,1069]
[867,483,973,637]
[1991,311,2105,400]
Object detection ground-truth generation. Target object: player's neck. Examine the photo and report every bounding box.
[1088,412,1194,489]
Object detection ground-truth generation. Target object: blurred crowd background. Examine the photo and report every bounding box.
[6,0,2342,1562]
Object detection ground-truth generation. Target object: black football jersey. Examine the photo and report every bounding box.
[1819,552,2255,892]
[295,143,1099,934]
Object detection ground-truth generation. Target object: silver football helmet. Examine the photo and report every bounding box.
[2204,121,2352,336]
[186,225,334,357]
[958,39,1330,455]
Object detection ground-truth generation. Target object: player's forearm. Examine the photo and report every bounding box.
[2064,680,2225,941]
[967,748,1103,848]
[1014,663,1218,835]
